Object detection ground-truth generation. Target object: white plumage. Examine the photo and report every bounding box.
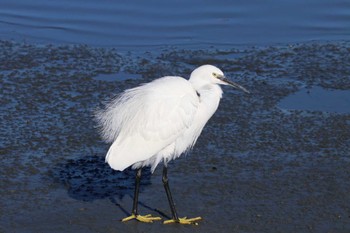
[96,65,249,173]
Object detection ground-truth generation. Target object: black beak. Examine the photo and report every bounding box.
[219,75,250,94]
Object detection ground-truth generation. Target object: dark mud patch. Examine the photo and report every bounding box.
[50,156,152,202]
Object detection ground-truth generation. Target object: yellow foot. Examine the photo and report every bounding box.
[121,214,162,223]
[163,216,202,225]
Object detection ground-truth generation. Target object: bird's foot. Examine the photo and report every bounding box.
[163,216,202,225]
[122,214,162,223]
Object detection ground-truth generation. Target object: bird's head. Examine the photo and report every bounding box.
[189,65,250,93]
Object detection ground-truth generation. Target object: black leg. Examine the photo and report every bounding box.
[122,167,161,223]
[132,168,142,215]
[162,166,179,222]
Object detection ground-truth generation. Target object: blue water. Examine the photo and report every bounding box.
[0,0,349,49]
[278,86,350,114]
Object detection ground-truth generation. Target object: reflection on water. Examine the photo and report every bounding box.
[278,86,350,114]
[0,0,350,48]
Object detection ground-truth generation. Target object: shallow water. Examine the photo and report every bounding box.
[279,86,350,114]
[0,0,350,49]
[93,72,142,82]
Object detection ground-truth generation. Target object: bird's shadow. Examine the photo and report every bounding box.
[49,154,169,218]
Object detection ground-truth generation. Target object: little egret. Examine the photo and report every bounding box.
[96,65,249,225]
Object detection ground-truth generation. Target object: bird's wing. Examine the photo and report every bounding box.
[96,76,199,171]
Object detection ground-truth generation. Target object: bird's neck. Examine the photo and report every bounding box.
[196,84,223,118]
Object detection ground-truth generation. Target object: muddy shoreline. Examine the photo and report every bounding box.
[1,40,349,233]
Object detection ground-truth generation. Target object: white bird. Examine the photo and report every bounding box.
[96,64,249,224]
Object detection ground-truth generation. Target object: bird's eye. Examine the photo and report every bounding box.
[212,72,217,77]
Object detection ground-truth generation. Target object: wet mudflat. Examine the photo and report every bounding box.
[0,40,350,233]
